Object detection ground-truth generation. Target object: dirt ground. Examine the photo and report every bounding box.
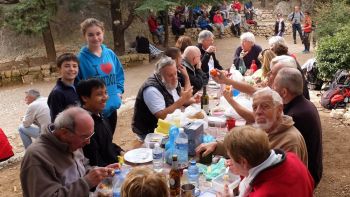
[0,35,349,197]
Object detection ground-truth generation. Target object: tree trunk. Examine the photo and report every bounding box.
[42,22,56,61]
[110,0,125,55]
[163,8,169,48]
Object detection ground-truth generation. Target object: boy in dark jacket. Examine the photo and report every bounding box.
[77,78,123,167]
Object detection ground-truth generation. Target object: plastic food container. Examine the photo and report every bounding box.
[211,172,240,193]
[144,133,164,149]
[207,116,226,128]
[95,177,113,197]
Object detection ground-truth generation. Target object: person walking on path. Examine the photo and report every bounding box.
[302,11,312,53]
[288,6,304,44]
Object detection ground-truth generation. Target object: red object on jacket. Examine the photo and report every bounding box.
[147,16,158,33]
[0,128,14,162]
[250,60,257,72]
[232,2,241,11]
[213,14,224,24]
[248,152,314,197]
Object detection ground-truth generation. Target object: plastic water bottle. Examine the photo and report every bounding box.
[112,169,124,197]
[175,128,188,168]
[153,143,163,172]
[188,160,200,195]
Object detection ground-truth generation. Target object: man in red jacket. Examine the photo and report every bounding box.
[218,126,314,197]
[147,13,163,45]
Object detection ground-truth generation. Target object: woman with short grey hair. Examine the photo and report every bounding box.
[233,32,262,72]
[196,30,223,78]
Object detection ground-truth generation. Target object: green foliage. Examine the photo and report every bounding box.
[67,0,88,12]
[314,1,350,39]
[5,0,57,35]
[316,25,350,79]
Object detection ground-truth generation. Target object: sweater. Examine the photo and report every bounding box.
[78,44,125,118]
[23,97,51,132]
[47,79,80,122]
[20,130,92,197]
[82,113,123,167]
[214,115,308,165]
[284,95,323,187]
[233,45,262,70]
[247,151,314,197]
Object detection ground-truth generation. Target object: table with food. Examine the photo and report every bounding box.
[93,76,254,197]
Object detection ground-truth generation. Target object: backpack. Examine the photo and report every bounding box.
[320,87,341,109]
[135,36,150,54]
[0,128,14,162]
[329,69,350,89]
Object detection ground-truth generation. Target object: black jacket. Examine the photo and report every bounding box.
[47,79,80,122]
[83,113,123,167]
[197,43,223,77]
[182,59,208,94]
[274,20,285,35]
[284,95,323,188]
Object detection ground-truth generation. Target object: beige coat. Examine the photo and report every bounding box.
[214,115,308,166]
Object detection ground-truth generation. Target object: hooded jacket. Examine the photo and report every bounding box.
[77,44,125,118]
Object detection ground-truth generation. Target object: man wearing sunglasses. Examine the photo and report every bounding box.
[20,107,119,197]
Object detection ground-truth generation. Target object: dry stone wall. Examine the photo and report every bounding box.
[0,53,149,86]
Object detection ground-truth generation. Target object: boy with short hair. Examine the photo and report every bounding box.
[76,78,123,167]
[47,53,80,122]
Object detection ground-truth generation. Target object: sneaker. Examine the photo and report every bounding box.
[302,50,310,54]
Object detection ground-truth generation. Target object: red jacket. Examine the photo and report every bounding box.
[0,128,14,162]
[248,151,314,197]
[303,16,312,33]
[232,2,241,11]
[148,16,158,33]
[213,14,223,24]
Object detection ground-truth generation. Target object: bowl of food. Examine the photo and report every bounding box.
[212,172,240,194]
[95,177,113,197]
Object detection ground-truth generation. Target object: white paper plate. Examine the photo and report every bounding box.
[124,148,153,164]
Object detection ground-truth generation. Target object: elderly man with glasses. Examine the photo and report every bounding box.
[20,107,119,197]
[77,78,124,167]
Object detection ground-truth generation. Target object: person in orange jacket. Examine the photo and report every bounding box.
[302,11,312,53]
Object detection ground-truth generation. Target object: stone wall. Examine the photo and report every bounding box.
[0,53,149,86]
[169,9,292,42]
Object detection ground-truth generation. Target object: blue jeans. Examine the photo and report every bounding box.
[18,124,40,149]
[292,23,303,42]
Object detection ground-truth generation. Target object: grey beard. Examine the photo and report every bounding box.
[161,77,177,90]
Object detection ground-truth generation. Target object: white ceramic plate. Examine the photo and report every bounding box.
[123,148,153,164]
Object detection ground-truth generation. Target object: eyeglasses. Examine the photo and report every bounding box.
[64,127,95,141]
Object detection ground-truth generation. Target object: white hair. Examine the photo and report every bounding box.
[183,46,200,62]
[240,32,255,44]
[54,107,89,133]
[270,55,297,70]
[198,30,214,43]
[275,68,303,96]
[268,36,286,48]
[155,56,175,74]
[253,87,283,106]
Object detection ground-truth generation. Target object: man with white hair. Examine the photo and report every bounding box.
[182,46,208,94]
[19,89,51,149]
[233,32,262,70]
[196,87,308,165]
[196,30,223,78]
[273,68,323,188]
[132,57,193,140]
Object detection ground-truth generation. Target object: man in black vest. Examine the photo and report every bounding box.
[132,57,193,140]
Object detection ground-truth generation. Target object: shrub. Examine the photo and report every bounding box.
[316,25,350,80]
